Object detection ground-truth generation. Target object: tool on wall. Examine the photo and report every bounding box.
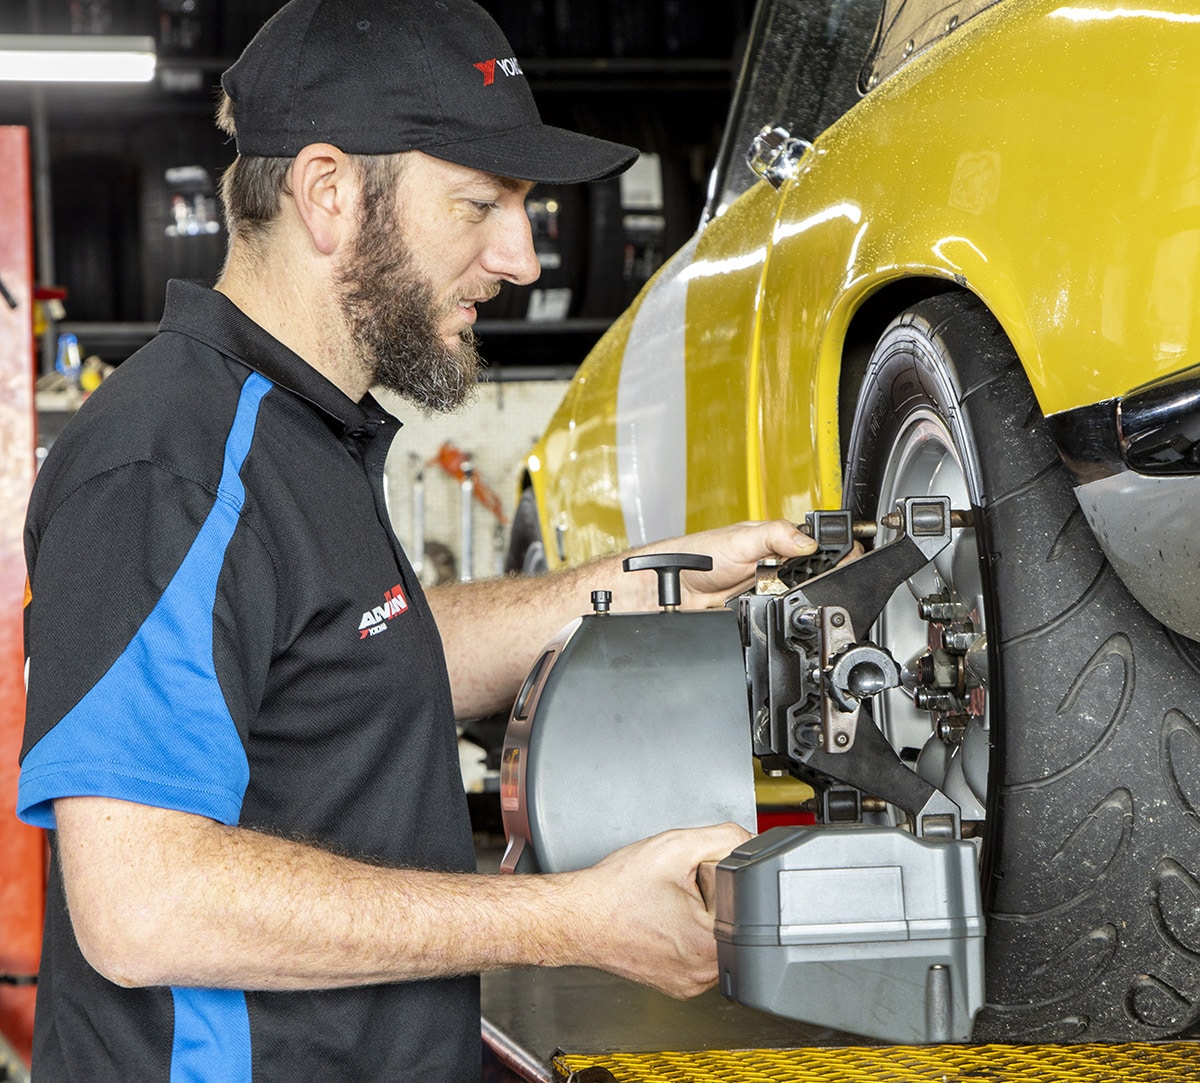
[405,453,460,587]
[409,452,426,581]
[460,460,476,582]
[427,442,509,581]
[54,332,82,386]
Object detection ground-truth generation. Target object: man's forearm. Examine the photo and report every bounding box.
[55,796,737,999]
[428,519,817,719]
[57,797,586,990]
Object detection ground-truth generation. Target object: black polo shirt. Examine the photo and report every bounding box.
[18,280,479,1081]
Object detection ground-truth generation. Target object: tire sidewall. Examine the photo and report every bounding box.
[842,292,1200,1041]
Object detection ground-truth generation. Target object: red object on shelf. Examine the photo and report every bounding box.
[0,125,43,1070]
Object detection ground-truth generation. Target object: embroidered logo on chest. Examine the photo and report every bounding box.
[358,584,409,639]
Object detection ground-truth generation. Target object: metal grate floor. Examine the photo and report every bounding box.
[553,1043,1200,1081]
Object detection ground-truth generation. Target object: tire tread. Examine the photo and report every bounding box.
[845,291,1200,1041]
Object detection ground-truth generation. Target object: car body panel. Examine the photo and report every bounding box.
[1075,470,1200,638]
[525,0,1200,622]
[750,0,1200,523]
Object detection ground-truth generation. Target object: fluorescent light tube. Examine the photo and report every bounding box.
[0,35,156,83]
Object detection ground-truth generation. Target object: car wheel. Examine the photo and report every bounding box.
[844,292,1200,1042]
[505,487,549,577]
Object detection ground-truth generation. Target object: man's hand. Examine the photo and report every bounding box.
[632,519,818,610]
[564,822,751,999]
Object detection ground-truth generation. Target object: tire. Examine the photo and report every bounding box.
[844,292,1200,1042]
[505,487,549,577]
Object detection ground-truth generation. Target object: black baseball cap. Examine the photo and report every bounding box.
[222,0,638,184]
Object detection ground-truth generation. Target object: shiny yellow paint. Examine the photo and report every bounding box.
[527,307,634,567]
[752,0,1200,522]
[681,183,783,532]
[528,0,1200,562]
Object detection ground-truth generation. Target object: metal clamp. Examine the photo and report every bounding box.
[747,124,813,190]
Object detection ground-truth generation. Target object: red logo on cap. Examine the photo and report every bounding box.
[474,58,523,86]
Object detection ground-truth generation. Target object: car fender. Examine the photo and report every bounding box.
[524,239,700,567]
[743,0,1200,638]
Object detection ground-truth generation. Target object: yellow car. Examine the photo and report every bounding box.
[512,0,1200,1045]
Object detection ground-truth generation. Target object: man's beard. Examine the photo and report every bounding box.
[333,191,488,412]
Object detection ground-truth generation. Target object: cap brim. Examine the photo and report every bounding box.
[422,122,638,184]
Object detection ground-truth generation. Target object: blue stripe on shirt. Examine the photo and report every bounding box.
[17,371,273,829]
[170,988,253,1083]
[171,994,253,1083]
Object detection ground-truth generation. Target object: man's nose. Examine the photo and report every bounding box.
[485,211,541,287]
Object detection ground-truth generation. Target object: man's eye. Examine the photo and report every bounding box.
[470,201,499,214]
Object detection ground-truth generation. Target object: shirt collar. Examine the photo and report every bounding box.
[157,279,398,439]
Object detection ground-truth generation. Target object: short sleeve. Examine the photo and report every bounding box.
[19,374,276,828]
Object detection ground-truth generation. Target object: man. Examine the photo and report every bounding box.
[16,0,818,1078]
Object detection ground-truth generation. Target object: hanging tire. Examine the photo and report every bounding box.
[843,291,1200,1042]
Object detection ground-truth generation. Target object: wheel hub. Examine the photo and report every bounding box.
[872,412,989,822]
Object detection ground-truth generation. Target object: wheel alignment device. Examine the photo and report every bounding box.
[499,498,984,1044]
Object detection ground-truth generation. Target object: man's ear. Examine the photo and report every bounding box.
[289,143,356,256]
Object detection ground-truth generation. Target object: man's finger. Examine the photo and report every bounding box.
[674,821,751,869]
[768,519,819,558]
[696,860,719,910]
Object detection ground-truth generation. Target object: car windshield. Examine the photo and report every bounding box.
[705,0,884,220]
[861,0,1005,90]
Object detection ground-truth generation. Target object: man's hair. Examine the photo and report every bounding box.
[215,91,404,248]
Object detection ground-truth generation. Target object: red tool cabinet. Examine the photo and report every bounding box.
[0,124,43,1069]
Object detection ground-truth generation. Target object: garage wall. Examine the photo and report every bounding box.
[377,378,571,583]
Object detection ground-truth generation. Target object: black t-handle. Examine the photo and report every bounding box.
[621,552,714,609]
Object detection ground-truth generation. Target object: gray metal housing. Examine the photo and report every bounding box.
[501,607,757,873]
[714,826,984,1043]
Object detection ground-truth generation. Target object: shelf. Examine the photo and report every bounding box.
[476,317,611,337]
[57,318,604,373]
[58,322,159,358]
